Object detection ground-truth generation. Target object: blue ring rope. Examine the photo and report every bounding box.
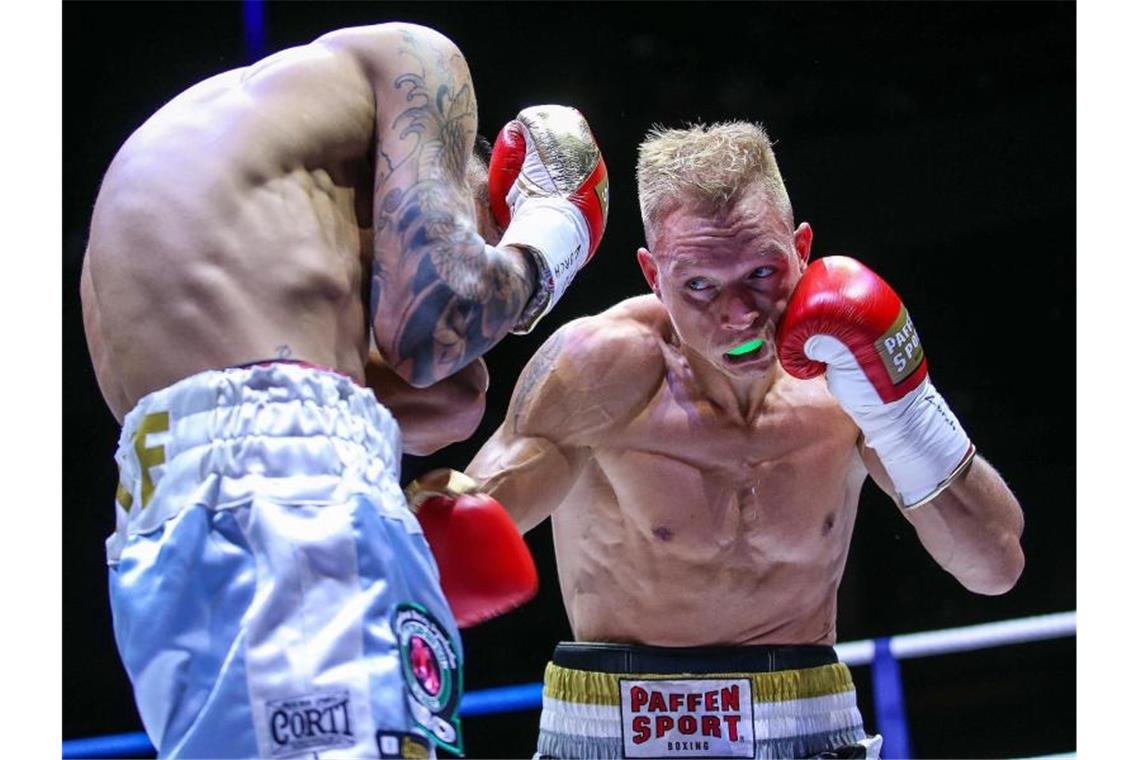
[62,682,547,758]
[63,612,1077,758]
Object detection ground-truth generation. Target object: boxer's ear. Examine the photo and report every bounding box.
[636,247,661,297]
[793,222,813,269]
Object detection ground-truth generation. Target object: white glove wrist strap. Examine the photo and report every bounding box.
[856,377,973,507]
[803,334,973,507]
[902,443,976,511]
[500,197,590,334]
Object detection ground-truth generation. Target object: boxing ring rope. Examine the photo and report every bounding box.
[61,610,1075,759]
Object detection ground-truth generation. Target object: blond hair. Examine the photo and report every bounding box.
[636,121,792,245]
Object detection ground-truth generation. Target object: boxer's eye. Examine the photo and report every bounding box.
[685,277,713,291]
[749,266,777,279]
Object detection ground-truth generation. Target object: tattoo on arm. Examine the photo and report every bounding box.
[373,32,533,386]
[512,330,565,433]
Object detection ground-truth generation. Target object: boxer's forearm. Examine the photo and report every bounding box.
[372,220,536,388]
[366,22,538,387]
[904,454,1025,595]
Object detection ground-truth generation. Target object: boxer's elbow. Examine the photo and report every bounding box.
[370,326,439,389]
[961,535,1025,596]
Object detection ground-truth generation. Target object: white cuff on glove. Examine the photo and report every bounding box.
[861,379,974,507]
[805,334,973,507]
[500,197,590,334]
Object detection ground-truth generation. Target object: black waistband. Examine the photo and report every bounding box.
[552,642,838,675]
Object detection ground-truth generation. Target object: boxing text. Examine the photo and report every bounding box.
[620,678,755,758]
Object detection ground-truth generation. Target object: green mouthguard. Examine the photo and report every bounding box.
[726,338,766,356]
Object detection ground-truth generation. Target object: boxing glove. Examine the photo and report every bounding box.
[776,256,974,507]
[488,105,609,333]
[405,469,539,627]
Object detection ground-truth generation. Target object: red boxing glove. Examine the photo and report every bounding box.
[405,469,538,628]
[488,105,609,333]
[777,256,974,507]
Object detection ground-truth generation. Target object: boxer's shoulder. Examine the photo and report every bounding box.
[604,293,670,329]
[314,22,466,80]
[560,297,666,380]
[511,300,664,442]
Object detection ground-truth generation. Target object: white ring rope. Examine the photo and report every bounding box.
[835,610,1076,666]
[61,611,1077,758]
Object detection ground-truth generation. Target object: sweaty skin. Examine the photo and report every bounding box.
[81,23,523,451]
[469,298,865,645]
[468,186,1024,646]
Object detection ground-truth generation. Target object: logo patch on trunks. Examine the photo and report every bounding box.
[619,678,755,758]
[376,729,432,758]
[265,689,354,756]
[394,603,463,755]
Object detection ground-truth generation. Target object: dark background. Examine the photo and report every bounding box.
[63,2,1075,757]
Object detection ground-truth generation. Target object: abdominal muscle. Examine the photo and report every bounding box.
[550,381,866,647]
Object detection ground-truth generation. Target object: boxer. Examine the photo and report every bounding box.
[447,121,1023,758]
[80,22,608,758]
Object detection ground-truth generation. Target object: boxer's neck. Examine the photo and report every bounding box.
[679,342,780,423]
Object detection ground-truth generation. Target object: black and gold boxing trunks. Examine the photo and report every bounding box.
[535,642,882,759]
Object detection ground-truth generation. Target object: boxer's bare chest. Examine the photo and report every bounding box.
[586,374,863,563]
[554,372,866,644]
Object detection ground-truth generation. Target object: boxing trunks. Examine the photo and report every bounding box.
[536,642,882,759]
[106,362,463,758]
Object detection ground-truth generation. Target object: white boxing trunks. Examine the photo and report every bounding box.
[106,362,463,758]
